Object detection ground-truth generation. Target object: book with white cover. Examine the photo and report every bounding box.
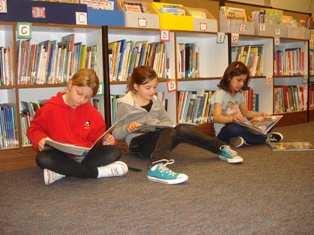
[45,123,117,157]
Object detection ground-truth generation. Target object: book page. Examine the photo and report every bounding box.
[236,115,283,135]
[45,123,117,156]
[90,122,117,149]
[45,138,90,156]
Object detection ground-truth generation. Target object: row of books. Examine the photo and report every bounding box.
[310,83,314,110]
[251,9,284,25]
[177,90,214,124]
[33,0,209,18]
[0,103,18,149]
[224,6,309,30]
[274,47,305,76]
[110,94,123,124]
[19,100,46,146]
[309,49,314,75]
[108,39,168,81]
[0,46,14,86]
[243,88,259,112]
[177,43,200,79]
[231,45,264,77]
[17,34,98,85]
[274,85,307,114]
[20,113,31,146]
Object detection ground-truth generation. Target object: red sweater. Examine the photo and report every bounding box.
[27,92,110,153]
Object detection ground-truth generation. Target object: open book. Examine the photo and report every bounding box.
[269,142,314,151]
[132,122,197,133]
[236,115,283,135]
[45,123,117,157]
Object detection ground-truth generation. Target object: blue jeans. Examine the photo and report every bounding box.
[129,124,225,164]
[217,123,268,145]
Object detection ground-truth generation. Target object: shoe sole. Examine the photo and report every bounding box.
[44,169,50,185]
[147,175,188,184]
[219,155,243,164]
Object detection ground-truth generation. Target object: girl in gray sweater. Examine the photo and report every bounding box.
[113,66,243,185]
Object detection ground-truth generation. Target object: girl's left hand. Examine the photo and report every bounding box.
[102,134,115,145]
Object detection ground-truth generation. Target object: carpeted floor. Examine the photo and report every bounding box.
[1,122,314,234]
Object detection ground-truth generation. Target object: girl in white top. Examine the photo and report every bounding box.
[211,61,283,147]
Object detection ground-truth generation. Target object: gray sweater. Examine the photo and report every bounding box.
[112,91,173,147]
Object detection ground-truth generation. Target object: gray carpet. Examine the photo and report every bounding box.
[1,122,314,235]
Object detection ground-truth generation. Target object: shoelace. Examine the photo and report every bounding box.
[265,135,274,145]
[157,159,177,176]
[111,165,121,176]
[223,146,237,157]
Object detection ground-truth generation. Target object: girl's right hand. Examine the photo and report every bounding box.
[127,122,141,132]
[232,113,244,122]
[38,138,46,151]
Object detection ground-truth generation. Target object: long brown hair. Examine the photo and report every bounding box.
[127,66,158,93]
[218,61,250,93]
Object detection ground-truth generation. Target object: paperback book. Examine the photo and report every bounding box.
[45,123,117,157]
[132,122,197,133]
[120,1,145,13]
[220,6,247,21]
[269,141,314,151]
[236,115,283,135]
[187,9,207,19]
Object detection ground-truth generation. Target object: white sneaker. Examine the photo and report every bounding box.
[230,136,246,147]
[44,169,65,185]
[219,145,243,164]
[97,161,128,178]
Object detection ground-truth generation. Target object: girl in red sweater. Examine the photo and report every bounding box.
[27,69,128,185]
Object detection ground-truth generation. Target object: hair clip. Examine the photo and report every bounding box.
[235,63,240,68]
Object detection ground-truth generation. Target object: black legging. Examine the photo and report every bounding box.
[36,145,121,178]
[129,124,224,164]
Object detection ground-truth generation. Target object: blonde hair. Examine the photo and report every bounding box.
[69,69,99,96]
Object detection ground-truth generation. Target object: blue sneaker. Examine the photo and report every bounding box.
[147,159,188,184]
[219,145,243,164]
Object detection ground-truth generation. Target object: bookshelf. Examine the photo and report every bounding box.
[102,26,229,136]
[103,26,177,125]
[273,37,309,126]
[103,26,311,134]
[229,34,274,114]
[0,22,104,151]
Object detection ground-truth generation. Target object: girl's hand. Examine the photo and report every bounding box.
[38,138,46,151]
[102,134,115,145]
[260,112,270,118]
[232,113,245,122]
[127,122,141,132]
